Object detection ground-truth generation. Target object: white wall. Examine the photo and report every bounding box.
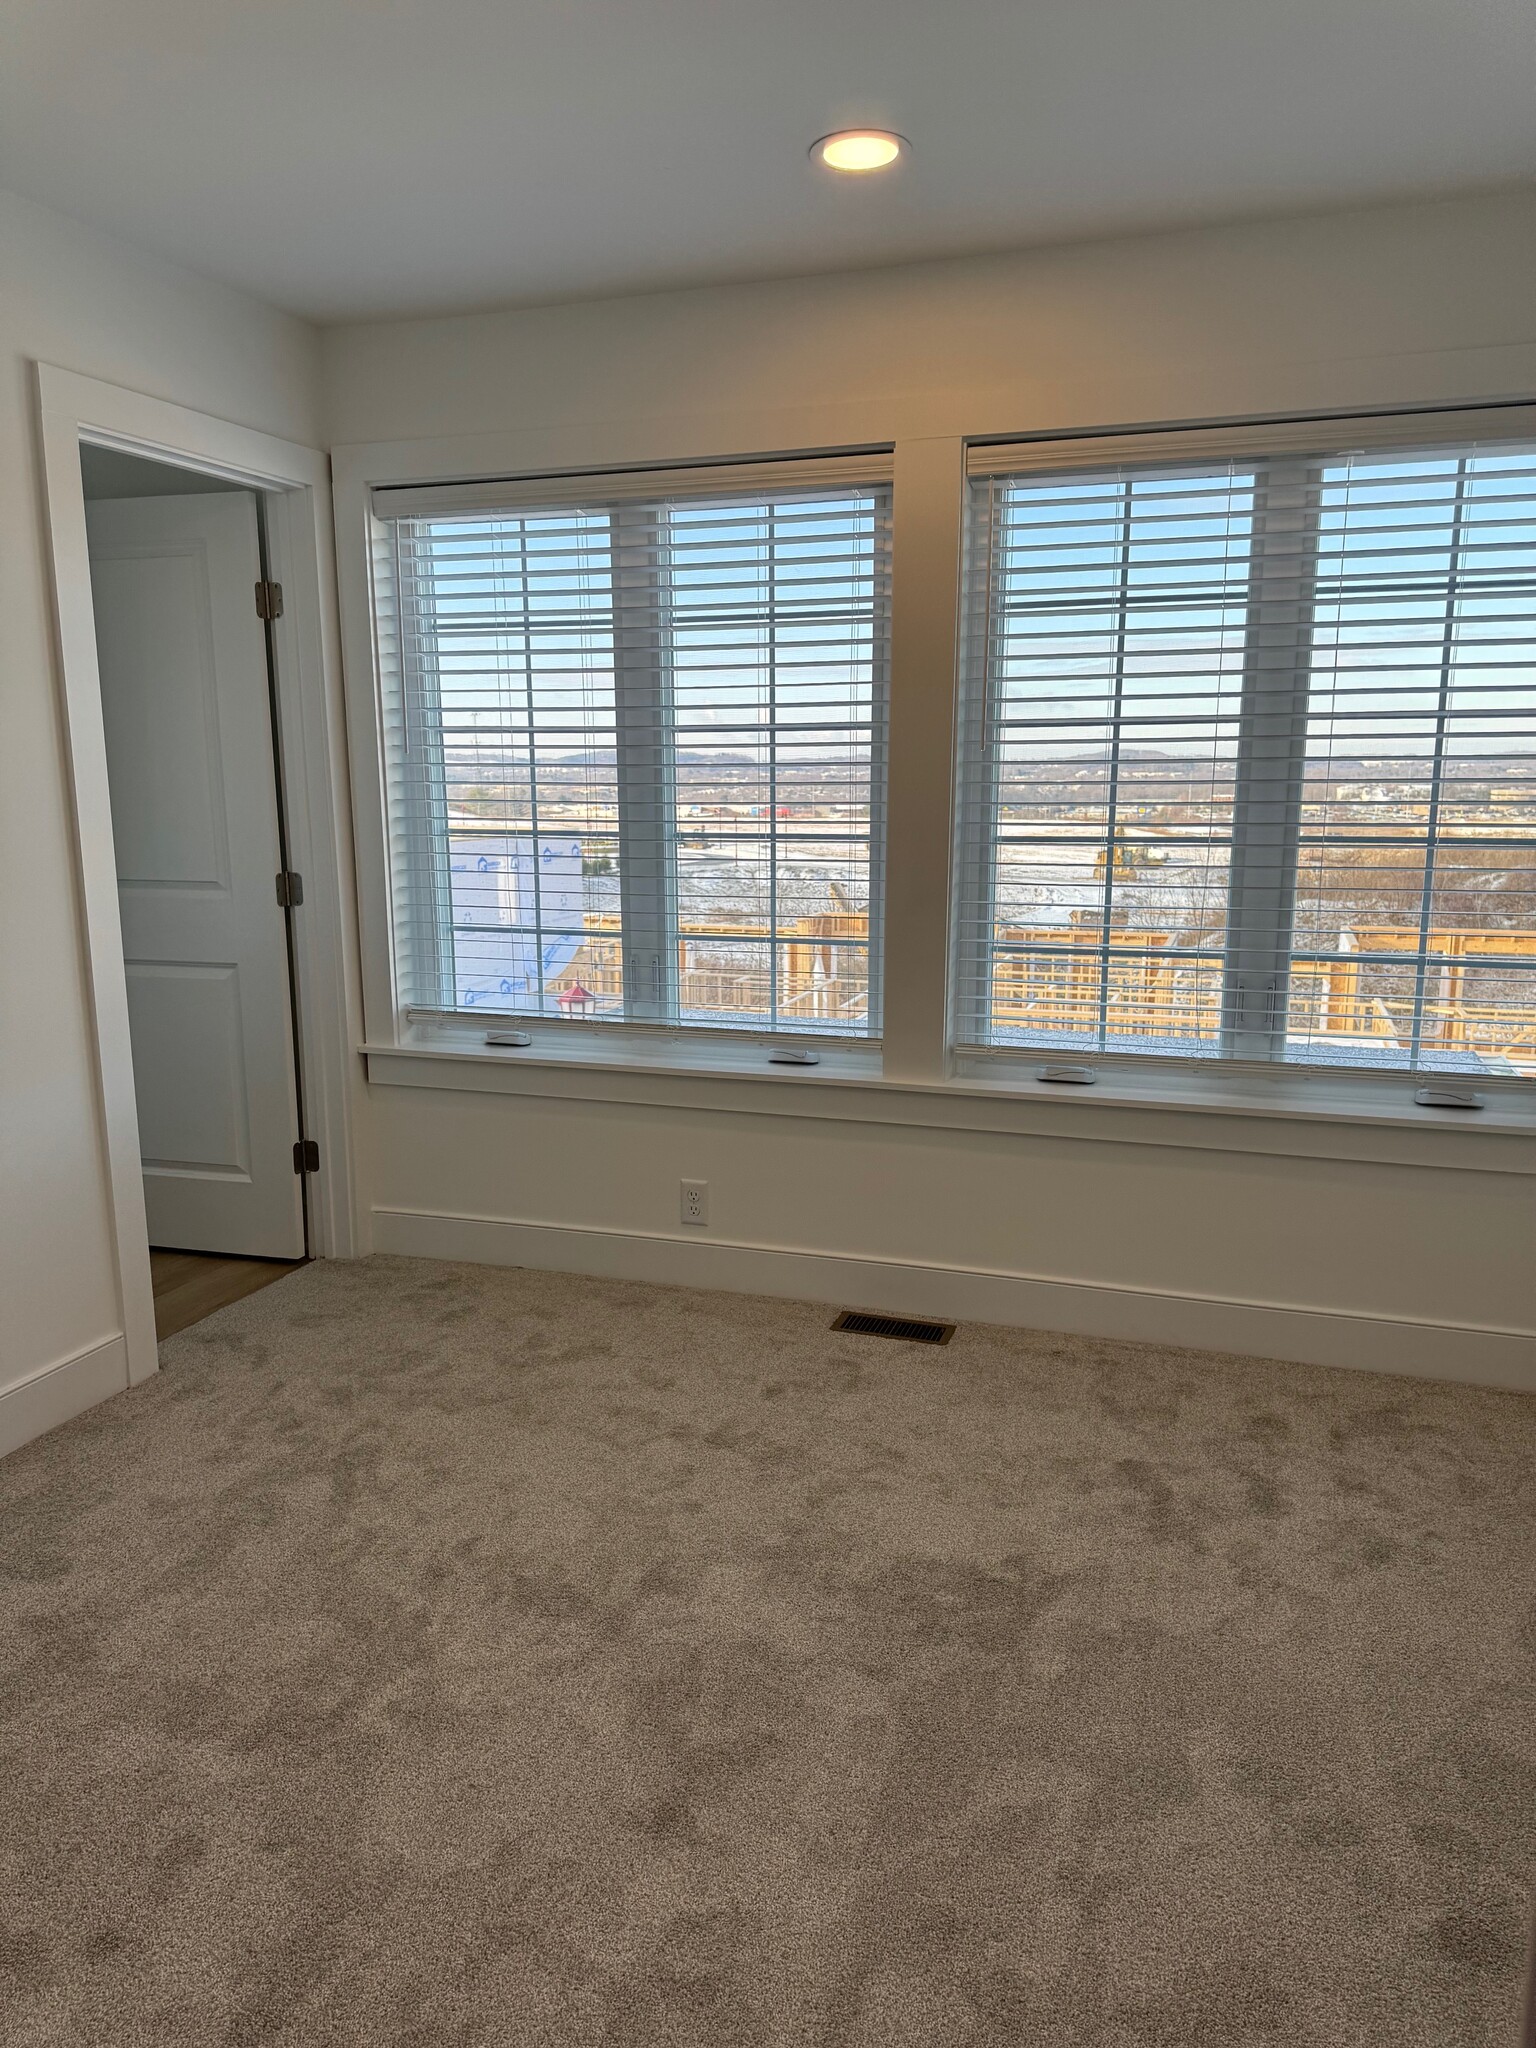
[0,188,321,1417]
[324,188,1536,446]
[326,189,1536,1383]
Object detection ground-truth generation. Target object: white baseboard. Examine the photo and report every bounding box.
[0,1334,131,1460]
[372,1208,1536,1393]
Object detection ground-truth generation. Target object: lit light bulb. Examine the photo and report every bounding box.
[813,130,906,173]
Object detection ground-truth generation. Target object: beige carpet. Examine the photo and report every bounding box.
[1,1255,1533,2047]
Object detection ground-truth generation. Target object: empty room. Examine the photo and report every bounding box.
[2,2,1534,2042]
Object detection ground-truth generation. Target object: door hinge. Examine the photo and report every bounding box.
[255,579,284,621]
[293,1138,320,1175]
[275,869,304,909]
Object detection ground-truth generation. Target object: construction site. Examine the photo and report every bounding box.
[524,909,1536,1070]
[444,814,1536,1071]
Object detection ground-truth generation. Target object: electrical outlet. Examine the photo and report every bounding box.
[680,1179,709,1227]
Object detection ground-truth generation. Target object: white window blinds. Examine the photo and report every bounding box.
[956,432,1536,1077]
[374,459,891,1036]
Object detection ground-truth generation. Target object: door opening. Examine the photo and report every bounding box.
[80,444,310,1328]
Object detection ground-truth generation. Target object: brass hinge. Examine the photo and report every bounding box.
[255,579,284,621]
[275,870,304,909]
[293,1138,320,1175]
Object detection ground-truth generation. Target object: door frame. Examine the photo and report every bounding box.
[35,364,361,1388]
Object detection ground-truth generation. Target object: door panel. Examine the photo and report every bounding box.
[87,492,305,1258]
[123,962,250,1173]
[92,545,229,886]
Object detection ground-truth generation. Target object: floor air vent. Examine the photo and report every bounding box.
[831,1309,955,1345]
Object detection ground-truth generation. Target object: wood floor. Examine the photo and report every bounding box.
[149,1248,304,1340]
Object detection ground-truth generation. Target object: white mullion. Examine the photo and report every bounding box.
[952,477,1001,1047]
[1222,457,1321,1061]
[1403,459,1470,1066]
[1094,481,1135,1050]
[612,503,676,1021]
[767,503,781,1030]
[395,519,456,1011]
[862,486,892,1037]
[513,518,548,1013]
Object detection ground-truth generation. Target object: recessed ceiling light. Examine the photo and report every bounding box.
[813,130,907,173]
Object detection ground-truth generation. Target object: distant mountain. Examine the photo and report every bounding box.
[566,751,762,768]
[449,750,763,771]
[1056,750,1176,763]
[443,746,1518,783]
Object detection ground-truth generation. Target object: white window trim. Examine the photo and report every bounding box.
[954,403,1536,1095]
[370,454,892,1043]
[360,1039,1536,1172]
[332,400,1536,1166]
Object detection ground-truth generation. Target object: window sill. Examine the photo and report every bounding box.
[950,1049,1536,1137]
[393,1013,887,1082]
[362,1025,1536,1174]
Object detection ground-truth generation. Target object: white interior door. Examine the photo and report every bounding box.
[87,492,306,1258]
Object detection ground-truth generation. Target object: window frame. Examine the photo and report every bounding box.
[334,404,1536,1145]
[953,406,1536,1090]
[371,455,894,1049]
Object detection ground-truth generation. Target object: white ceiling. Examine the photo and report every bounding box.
[5,0,1535,323]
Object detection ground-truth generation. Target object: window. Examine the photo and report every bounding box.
[373,458,890,1038]
[956,430,1536,1077]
